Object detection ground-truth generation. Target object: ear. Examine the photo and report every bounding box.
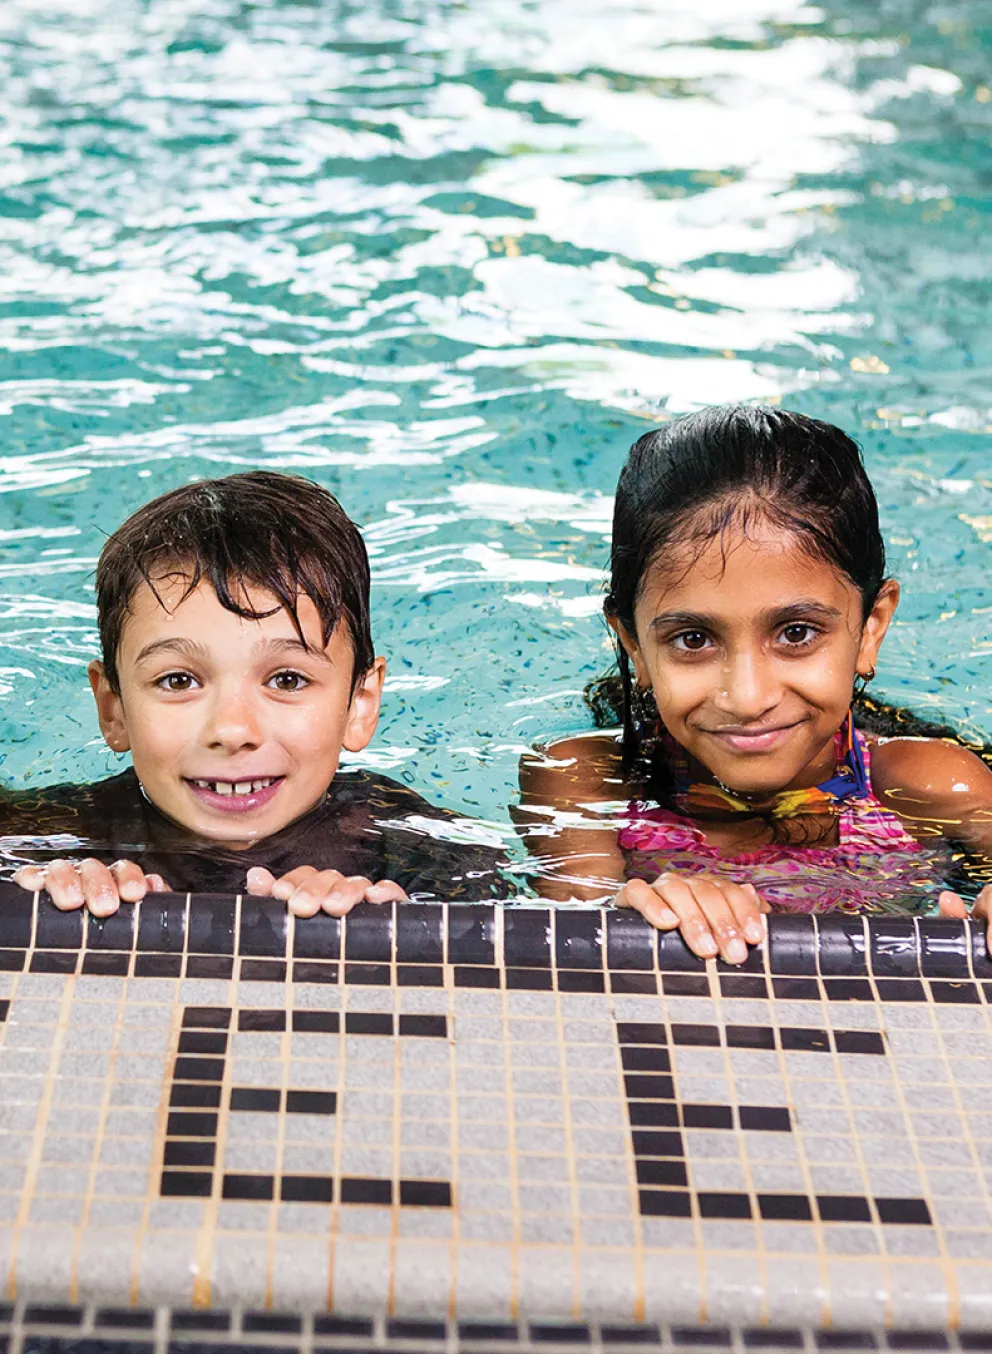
[606,615,652,690]
[856,578,900,677]
[88,660,131,753]
[342,656,386,753]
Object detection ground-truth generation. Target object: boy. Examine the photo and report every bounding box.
[4,472,509,915]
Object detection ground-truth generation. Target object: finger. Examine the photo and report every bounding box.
[938,889,968,920]
[320,875,374,917]
[726,881,766,947]
[616,878,681,930]
[364,880,408,903]
[286,869,337,918]
[42,860,85,911]
[109,860,149,902]
[687,877,748,964]
[267,866,320,906]
[12,865,48,894]
[144,874,169,893]
[972,885,992,957]
[974,884,992,922]
[245,867,278,897]
[644,873,721,959]
[77,859,121,918]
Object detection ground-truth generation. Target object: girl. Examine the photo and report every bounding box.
[518,405,992,963]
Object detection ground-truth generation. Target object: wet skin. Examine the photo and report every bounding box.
[517,520,992,960]
[14,573,407,916]
[614,523,898,803]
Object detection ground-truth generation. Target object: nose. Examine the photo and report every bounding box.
[712,647,782,721]
[201,683,264,753]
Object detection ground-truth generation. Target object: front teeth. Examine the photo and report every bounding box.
[192,778,275,796]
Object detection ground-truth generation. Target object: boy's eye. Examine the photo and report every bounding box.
[157,671,198,692]
[268,670,309,692]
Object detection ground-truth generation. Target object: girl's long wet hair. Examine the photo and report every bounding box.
[602,405,887,787]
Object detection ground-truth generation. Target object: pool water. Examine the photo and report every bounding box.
[0,0,989,871]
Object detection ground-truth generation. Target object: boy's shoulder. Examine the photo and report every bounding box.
[0,768,144,833]
[327,767,457,819]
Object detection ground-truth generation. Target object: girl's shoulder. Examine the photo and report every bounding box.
[868,734,992,810]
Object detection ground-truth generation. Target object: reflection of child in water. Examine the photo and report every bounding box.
[519,406,992,961]
[4,473,508,915]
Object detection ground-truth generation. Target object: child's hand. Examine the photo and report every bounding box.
[616,872,768,964]
[246,866,408,916]
[12,859,169,917]
[938,884,992,953]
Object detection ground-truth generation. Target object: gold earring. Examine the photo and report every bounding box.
[854,666,876,698]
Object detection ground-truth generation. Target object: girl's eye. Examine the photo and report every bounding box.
[780,623,818,646]
[672,631,711,653]
[268,670,309,692]
[157,671,197,693]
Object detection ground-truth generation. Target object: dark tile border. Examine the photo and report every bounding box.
[0,884,984,985]
[0,1304,984,1354]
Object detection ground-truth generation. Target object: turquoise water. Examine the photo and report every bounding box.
[0,0,990,848]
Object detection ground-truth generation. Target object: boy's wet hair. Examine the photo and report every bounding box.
[96,471,374,692]
[605,404,886,762]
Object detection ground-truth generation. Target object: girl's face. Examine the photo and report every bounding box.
[615,520,899,795]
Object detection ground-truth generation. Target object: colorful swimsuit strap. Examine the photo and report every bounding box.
[667,711,870,820]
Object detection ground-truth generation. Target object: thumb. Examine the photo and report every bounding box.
[246,866,277,896]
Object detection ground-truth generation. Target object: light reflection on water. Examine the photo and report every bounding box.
[0,0,988,856]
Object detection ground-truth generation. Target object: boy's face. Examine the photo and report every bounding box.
[88,573,384,847]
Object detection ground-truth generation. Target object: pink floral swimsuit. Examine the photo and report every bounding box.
[618,726,946,914]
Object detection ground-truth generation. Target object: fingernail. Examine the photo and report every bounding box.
[744,918,764,944]
[726,939,748,964]
[289,888,315,912]
[657,908,679,926]
[696,934,718,958]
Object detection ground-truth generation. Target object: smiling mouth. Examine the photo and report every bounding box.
[189,777,280,796]
[184,776,285,811]
[702,721,803,751]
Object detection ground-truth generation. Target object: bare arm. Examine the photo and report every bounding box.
[514,732,629,901]
[872,737,992,941]
[871,738,992,857]
[515,733,765,963]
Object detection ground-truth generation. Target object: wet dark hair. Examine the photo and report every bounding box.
[603,404,887,770]
[96,471,374,693]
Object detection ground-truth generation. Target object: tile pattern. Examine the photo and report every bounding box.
[3,1300,991,1354]
[2,885,992,1328]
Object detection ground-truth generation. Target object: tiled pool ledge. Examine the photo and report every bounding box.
[2,884,992,1336]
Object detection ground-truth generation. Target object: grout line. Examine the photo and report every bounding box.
[5,967,77,1303]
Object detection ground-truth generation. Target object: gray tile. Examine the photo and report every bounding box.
[335,1207,393,1237]
[639,1218,695,1249]
[518,1214,574,1244]
[822,1226,879,1256]
[515,1154,569,1183]
[458,1210,515,1243]
[689,1161,749,1191]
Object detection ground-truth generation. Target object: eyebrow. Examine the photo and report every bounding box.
[132,636,332,665]
[133,637,209,666]
[649,600,844,632]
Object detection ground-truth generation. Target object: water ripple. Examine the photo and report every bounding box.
[0,0,988,815]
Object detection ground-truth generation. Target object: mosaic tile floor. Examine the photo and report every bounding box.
[2,884,992,1340]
